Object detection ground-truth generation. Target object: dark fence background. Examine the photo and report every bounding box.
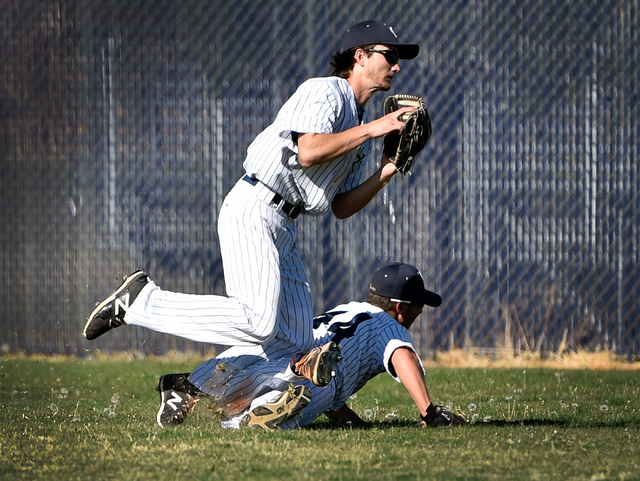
[1,0,638,358]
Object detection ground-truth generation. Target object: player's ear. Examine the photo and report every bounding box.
[354,48,367,66]
[386,302,401,320]
[395,302,412,328]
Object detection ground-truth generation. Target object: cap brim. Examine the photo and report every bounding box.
[422,289,442,307]
[384,43,419,59]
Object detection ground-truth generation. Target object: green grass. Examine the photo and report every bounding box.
[1,356,639,481]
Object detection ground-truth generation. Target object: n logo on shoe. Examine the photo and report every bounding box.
[114,292,130,315]
[166,391,183,411]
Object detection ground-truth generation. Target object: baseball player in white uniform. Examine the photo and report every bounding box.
[154,263,466,430]
[83,21,421,389]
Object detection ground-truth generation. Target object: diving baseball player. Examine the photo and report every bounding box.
[83,21,421,372]
[154,263,466,430]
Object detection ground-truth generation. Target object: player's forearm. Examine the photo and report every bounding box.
[296,113,407,167]
[296,127,374,167]
[391,347,432,415]
[330,158,398,219]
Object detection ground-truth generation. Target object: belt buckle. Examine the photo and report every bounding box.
[287,204,302,220]
[267,191,302,220]
[274,196,302,220]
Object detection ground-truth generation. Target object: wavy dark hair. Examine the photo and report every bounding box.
[330,45,374,78]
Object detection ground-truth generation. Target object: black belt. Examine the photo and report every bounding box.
[242,175,303,220]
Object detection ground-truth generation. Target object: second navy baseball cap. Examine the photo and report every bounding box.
[340,20,419,59]
[369,262,442,307]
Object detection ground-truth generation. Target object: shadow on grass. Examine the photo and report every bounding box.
[306,417,640,430]
[481,418,640,429]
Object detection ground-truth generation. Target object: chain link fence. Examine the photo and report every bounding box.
[1,0,638,358]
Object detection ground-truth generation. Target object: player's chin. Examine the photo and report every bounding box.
[374,78,393,93]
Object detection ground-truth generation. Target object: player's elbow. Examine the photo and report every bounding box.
[296,133,325,167]
[297,149,318,168]
[331,197,354,219]
[332,207,351,220]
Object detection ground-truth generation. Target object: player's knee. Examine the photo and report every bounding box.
[250,329,276,345]
[248,318,278,344]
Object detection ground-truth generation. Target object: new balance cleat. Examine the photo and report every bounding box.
[240,385,311,431]
[83,270,148,340]
[294,341,342,387]
[156,373,202,427]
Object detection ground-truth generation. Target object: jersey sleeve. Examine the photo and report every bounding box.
[379,323,425,383]
[278,79,342,136]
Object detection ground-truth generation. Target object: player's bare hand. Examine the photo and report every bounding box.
[370,107,416,138]
[387,106,417,124]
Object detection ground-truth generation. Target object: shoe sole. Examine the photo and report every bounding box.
[240,385,311,431]
[312,342,342,387]
[82,270,145,339]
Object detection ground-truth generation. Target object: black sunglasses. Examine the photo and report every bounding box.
[364,48,400,65]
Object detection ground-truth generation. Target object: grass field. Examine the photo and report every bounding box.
[1,354,639,480]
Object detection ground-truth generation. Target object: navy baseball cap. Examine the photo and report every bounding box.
[369,262,442,307]
[340,20,419,59]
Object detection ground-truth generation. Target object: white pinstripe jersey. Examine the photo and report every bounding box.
[243,76,372,216]
[311,301,425,411]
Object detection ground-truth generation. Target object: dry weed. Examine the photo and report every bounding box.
[425,348,640,370]
[3,348,639,370]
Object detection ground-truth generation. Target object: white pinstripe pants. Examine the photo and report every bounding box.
[124,178,314,351]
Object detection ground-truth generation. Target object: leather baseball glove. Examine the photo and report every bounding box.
[383,94,432,174]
